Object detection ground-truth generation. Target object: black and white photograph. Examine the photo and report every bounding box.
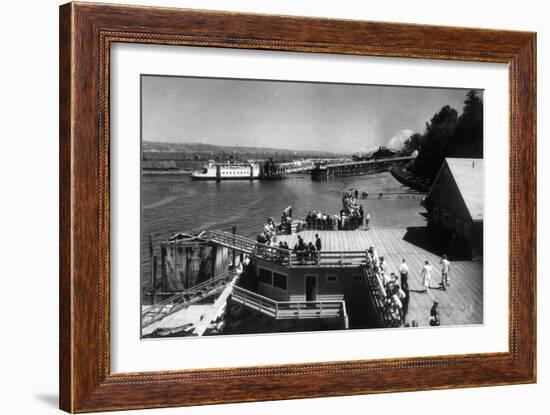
[2,0,545,413]
[140,75,484,339]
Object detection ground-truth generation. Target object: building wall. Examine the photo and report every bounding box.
[255,259,364,303]
[159,243,229,291]
[426,164,474,240]
[426,163,483,257]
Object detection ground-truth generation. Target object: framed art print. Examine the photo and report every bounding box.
[59,2,536,412]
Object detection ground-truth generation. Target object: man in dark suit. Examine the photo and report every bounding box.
[315,234,322,251]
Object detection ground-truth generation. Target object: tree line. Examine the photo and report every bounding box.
[403,90,483,182]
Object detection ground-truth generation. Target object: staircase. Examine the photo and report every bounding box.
[231,285,348,326]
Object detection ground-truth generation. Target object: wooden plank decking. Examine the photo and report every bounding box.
[277,229,483,327]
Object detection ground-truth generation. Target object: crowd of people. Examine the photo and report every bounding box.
[366,250,450,327]
[301,211,338,231]
[366,248,410,327]
[278,209,293,235]
[298,190,371,231]
[255,224,324,265]
[288,234,323,264]
[257,191,373,237]
[256,217,279,246]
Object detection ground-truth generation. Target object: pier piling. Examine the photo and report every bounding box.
[232,225,237,267]
[151,255,158,305]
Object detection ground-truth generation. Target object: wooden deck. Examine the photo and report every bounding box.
[277,229,483,327]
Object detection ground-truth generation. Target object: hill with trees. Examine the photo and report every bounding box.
[403,90,483,182]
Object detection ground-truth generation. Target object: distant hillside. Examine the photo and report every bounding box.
[142,141,344,157]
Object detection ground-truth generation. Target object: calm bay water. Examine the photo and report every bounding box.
[140,172,423,292]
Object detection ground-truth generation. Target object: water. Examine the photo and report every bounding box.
[140,172,424,294]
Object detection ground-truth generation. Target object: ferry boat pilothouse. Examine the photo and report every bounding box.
[191,160,261,180]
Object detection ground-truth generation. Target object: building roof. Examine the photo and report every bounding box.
[443,158,484,222]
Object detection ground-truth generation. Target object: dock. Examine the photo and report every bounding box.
[276,229,483,326]
[142,225,482,336]
[311,156,415,180]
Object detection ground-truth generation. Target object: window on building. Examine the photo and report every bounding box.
[433,207,440,221]
[273,272,287,290]
[456,218,462,233]
[352,274,363,282]
[259,268,272,285]
[326,275,338,283]
[443,211,450,226]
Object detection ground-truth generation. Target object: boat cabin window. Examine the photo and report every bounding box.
[259,268,272,285]
[273,272,287,290]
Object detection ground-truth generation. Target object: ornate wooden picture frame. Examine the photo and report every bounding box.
[59,2,536,412]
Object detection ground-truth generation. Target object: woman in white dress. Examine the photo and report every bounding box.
[421,260,432,294]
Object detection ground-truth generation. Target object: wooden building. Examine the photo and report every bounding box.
[157,232,229,293]
[253,257,366,303]
[424,158,484,258]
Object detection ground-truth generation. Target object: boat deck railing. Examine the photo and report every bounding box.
[206,230,367,268]
[232,285,348,325]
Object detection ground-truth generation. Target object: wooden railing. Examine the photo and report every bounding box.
[207,230,367,268]
[252,244,292,266]
[207,230,257,255]
[289,250,367,267]
[142,269,237,328]
[232,286,348,326]
[362,267,393,327]
[231,286,278,317]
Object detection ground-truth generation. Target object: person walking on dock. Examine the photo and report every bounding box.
[440,254,451,290]
[379,256,387,275]
[421,260,433,294]
[398,259,409,286]
[401,280,410,323]
[368,247,379,272]
[429,301,441,326]
[396,284,407,324]
[365,212,371,230]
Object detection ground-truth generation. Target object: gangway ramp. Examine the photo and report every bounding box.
[141,269,238,329]
[206,230,256,255]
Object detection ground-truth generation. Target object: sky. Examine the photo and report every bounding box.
[141,75,480,153]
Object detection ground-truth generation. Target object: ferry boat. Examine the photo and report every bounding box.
[191,160,260,180]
